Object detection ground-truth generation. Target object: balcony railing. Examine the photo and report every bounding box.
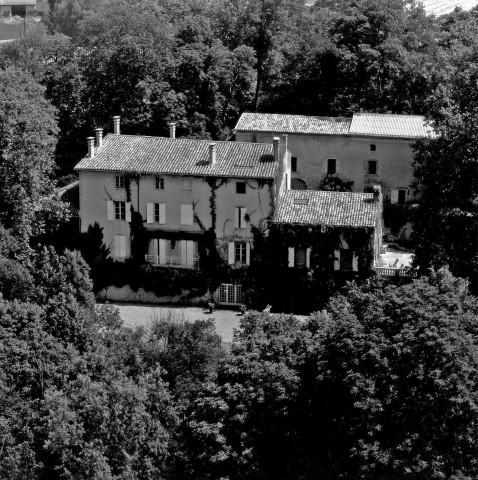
[374,266,417,278]
[145,255,199,268]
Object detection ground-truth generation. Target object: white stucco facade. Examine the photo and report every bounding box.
[235,130,416,202]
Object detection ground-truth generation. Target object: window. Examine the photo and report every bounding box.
[295,247,306,268]
[11,5,26,16]
[368,160,377,175]
[391,189,407,204]
[218,284,244,304]
[291,156,297,172]
[288,247,311,268]
[235,243,247,264]
[115,175,125,189]
[114,235,127,259]
[155,176,164,190]
[340,250,353,271]
[236,182,246,194]
[370,144,376,151]
[234,207,248,228]
[364,187,374,193]
[180,204,194,225]
[327,159,336,175]
[181,179,192,191]
[114,201,126,220]
[154,203,165,223]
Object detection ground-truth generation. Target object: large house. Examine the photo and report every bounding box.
[75,118,290,271]
[75,117,383,305]
[234,112,435,203]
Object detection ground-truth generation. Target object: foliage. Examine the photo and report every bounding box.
[318,175,353,192]
[183,268,478,479]
[0,67,68,242]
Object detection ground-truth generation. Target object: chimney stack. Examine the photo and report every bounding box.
[273,137,280,162]
[282,134,288,153]
[168,122,176,139]
[87,137,95,158]
[209,142,217,165]
[113,116,120,135]
[373,184,381,202]
[95,128,103,149]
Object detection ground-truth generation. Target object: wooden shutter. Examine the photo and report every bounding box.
[181,204,193,225]
[107,200,114,221]
[159,203,166,224]
[352,253,359,272]
[334,250,340,271]
[146,203,154,223]
[306,248,311,269]
[288,247,295,267]
[159,239,166,265]
[391,189,399,204]
[125,202,132,222]
[240,208,248,228]
[228,242,235,264]
[114,235,126,259]
[185,240,194,266]
[234,208,239,228]
[246,242,251,265]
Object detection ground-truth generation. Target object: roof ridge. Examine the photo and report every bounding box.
[105,134,274,148]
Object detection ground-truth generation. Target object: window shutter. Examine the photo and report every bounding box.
[125,202,132,222]
[114,235,126,259]
[159,239,166,265]
[241,208,248,228]
[246,242,251,265]
[107,200,114,221]
[306,248,311,269]
[228,242,235,264]
[180,240,187,266]
[334,250,340,271]
[181,204,193,225]
[391,189,399,204]
[159,203,166,224]
[146,203,154,224]
[234,208,239,228]
[352,253,359,272]
[186,240,194,266]
[288,247,295,267]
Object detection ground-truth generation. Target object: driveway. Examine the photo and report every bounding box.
[109,303,243,344]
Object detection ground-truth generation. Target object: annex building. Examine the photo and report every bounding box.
[234,112,435,203]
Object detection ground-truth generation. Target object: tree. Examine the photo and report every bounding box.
[0,68,67,243]
[183,270,478,479]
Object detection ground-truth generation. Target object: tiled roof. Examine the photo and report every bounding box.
[349,113,435,138]
[275,190,380,227]
[0,0,35,4]
[234,112,351,135]
[234,112,435,139]
[74,135,277,179]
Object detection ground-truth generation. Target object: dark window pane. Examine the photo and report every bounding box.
[327,159,336,175]
[291,157,297,172]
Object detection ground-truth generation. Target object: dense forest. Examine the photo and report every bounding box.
[0,0,478,477]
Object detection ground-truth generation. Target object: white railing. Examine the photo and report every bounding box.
[374,266,417,278]
[145,255,198,268]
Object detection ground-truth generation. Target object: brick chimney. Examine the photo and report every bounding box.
[87,137,95,158]
[209,143,217,165]
[95,128,103,148]
[168,122,176,139]
[273,137,280,162]
[113,116,120,135]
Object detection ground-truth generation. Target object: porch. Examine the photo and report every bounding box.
[146,238,198,269]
